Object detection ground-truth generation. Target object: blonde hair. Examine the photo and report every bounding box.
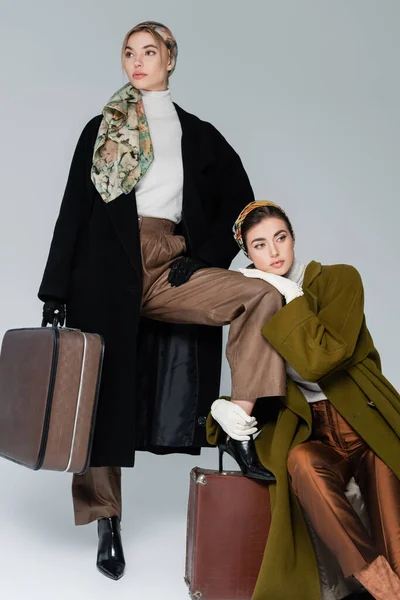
[121,25,174,76]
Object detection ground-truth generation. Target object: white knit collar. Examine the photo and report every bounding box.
[141,88,175,117]
[285,258,306,286]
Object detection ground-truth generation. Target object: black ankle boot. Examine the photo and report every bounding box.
[97,516,125,580]
[218,436,276,482]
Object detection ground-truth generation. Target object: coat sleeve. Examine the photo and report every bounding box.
[193,125,255,269]
[38,117,100,302]
[261,265,365,382]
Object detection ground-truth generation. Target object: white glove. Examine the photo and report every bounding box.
[210,398,258,441]
[238,268,304,304]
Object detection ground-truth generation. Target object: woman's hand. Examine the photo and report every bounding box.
[168,256,210,287]
[211,398,258,441]
[238,268,303,304]
[41,300,66,327]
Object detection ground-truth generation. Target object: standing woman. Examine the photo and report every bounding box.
[38,23,286,580]
[209,200,400,600]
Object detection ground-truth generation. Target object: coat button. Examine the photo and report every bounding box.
[197,416,207,426]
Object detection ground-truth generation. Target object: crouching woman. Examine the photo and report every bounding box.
[207,201,400,600]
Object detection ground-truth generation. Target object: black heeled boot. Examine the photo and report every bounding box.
[97,516,126,580]
[218,436,276,482]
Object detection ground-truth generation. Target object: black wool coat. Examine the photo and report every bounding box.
[38,104,255,467]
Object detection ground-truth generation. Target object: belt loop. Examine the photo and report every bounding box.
[138,216,142,230]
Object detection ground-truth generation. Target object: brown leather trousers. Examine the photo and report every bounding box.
[72,216,286,525]
[288,400,400,578]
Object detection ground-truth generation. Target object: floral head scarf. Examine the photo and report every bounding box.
[91,21,178,204]
[233,200,293,255]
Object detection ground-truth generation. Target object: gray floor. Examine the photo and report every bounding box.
[0,448,238,600]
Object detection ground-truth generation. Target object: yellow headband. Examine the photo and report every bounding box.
[233,200,292,255]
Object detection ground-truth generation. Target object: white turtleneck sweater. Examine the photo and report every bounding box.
[284,259,327,404]
[135,89,183,224]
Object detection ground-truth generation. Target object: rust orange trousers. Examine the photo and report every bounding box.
[288,400,400,578]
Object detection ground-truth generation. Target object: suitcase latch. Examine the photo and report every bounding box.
[195,474,208,486]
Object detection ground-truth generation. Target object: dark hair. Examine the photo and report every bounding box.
[241,206,295,253]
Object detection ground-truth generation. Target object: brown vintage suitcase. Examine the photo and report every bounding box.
[185,467,271,600]
[0,325,104,474]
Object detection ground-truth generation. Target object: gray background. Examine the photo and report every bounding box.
[1,1,399,598]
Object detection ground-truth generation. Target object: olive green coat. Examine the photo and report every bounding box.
[207,261,400,600]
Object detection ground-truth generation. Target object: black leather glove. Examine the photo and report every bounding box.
[41,300,66,327]
[167,256,211,288]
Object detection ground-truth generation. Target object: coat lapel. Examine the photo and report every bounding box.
[303,260,321,286]
[175,104,211,245]
[303,261,321,314]
[104,188,142,278]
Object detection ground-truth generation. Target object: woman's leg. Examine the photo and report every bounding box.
[138,218,286,413]
[287,441,378,578]
[72,467,122,526]
[142,267,286,409]
[354,449,400,576]
[72,467,125,580]
[353,555,400,600]
[289,400,400,599]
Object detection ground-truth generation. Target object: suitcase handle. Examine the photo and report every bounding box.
[45,321,82,333]
[40,319,61,328]
[41,321,81,333]
[41,301,66,329]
